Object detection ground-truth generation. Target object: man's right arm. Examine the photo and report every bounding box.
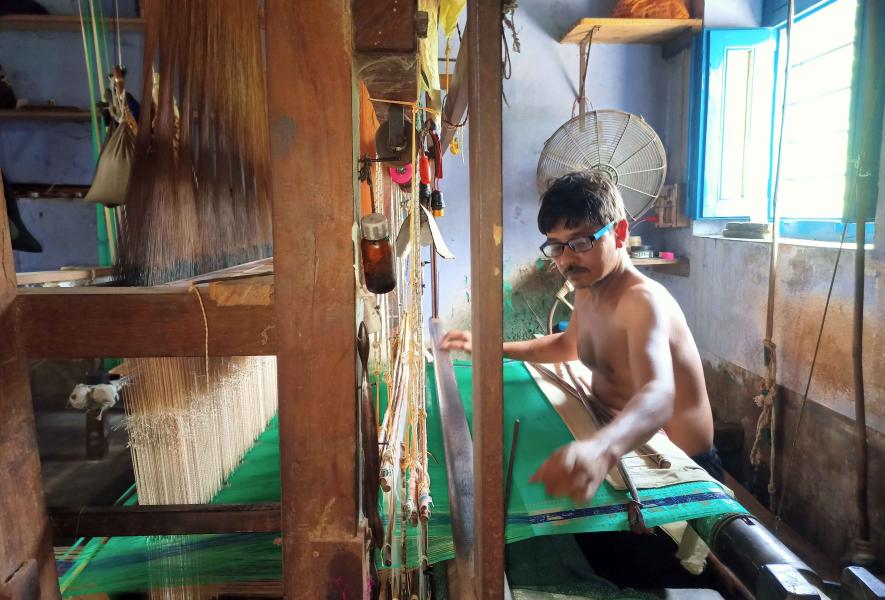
[503,330,578,363]
[441,314,579,364]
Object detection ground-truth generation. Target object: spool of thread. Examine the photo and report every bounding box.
[658,251,675,260]
[628,236,643,249]
[389,165,412,185]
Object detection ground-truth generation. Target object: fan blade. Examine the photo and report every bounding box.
[618,182,658,198]
[561,120,598,170]
[607,113,632,165]
[616,165,665,177]
[540,151,587,173]
[612,135,657,171]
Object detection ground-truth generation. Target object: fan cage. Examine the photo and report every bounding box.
[536,110,667,222]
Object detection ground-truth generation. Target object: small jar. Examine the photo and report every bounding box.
[360,213,396,294]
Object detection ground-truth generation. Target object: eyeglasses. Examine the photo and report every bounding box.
[539,221,616,258]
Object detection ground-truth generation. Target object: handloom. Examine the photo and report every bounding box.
[57,360,748,597]
[100,2,277,599]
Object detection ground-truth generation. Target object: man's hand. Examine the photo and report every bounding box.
[439,330,472,353]
[530,439,618,503]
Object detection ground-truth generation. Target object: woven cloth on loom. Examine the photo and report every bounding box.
[57,361,745,595]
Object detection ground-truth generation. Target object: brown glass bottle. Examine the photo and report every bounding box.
[360,213,396,294]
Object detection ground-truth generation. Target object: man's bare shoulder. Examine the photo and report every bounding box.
[614,276,679,321]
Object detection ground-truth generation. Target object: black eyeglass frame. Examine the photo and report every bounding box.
[539,220,617,258]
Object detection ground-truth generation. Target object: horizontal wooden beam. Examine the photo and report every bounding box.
[0,15,144,32]
[49,503,281,537]
[17,280,276,359]
[353,0,417,53]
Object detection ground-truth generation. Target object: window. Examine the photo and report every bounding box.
[774,0,858,220]
[689,0,875,241]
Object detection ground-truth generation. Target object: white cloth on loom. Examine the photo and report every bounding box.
[524,360,733,574]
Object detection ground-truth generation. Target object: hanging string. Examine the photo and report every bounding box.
[572,28,596,117]
[115,0,123,67]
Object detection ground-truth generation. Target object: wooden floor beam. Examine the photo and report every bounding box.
[0,171,60,599]
[467,1,505,597]
[17,281,276,358]
[49,503,281,538]
[266,2,366,597]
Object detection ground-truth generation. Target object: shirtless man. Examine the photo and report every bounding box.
[440,171,720,504]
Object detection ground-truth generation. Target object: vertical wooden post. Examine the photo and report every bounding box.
[265,2,365,597]
[0,170,60,599]
[467,1,505,597]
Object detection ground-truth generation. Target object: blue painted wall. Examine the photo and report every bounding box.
[434,0,675,331]
[1,0,141,271]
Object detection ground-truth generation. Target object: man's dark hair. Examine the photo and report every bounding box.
[537,171,626,234]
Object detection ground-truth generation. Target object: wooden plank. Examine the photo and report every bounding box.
[0,109,91,122]
[429,320,476,598]
[265,1,366,598]
[441,24,469,152]
[9,183,92,202]
[0,15,143,32]
[16,267,113,286]
[0,171,60,599]
[49,503,281,537]
[353,0,416,53]
[560,18,702,45]
[467,2,504,597]
[17,282,276,358]
[353,0,419,122]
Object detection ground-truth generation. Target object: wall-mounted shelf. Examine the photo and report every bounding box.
[561,18,702,45]
[0,109,91,122]
[633,257,690,277]
[0,15,143,32]
[10,183,93,201]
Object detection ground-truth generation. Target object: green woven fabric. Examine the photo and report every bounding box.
[58,361,745,595]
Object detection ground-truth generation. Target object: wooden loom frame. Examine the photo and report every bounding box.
[0,1,504,598]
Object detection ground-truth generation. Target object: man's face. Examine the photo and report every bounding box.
[544,220,622,288]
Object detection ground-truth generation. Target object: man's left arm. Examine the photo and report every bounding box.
[531,290,675,502]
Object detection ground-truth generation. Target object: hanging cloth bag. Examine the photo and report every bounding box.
[84,121,135,206]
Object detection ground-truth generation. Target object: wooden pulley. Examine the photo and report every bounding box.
[375,103,413,167]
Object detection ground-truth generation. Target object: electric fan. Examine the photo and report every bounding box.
[536,110,667,222]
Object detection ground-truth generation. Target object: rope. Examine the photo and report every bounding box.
[114,0,122,67]
[572,28,596,117]
[188,284,211,391]
[750,338,777,472]
[754,0,795,508]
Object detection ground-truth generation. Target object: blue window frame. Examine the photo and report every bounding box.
[689,0,879,242]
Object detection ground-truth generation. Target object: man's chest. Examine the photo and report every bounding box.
[574,307,630,379]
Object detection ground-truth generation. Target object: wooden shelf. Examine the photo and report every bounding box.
[632,257,681,266]
[561,18,702,45]
[0,109,91,121]
[9,183,94,201]
[633,256,690,277]
[0,15,143,32]
[16,266,113,286]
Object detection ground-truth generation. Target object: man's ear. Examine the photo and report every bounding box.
[614,219,629,248]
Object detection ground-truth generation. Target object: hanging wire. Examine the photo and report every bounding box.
[774,222,849,531]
